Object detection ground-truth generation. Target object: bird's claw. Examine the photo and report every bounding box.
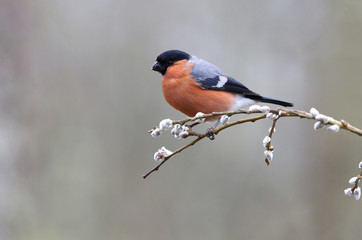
[206,128,215,140]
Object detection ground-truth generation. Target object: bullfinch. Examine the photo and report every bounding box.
[152,50,293,139]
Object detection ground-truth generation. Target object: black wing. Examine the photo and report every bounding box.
[199,75,264,101]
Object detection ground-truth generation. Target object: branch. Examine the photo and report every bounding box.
[278,109,361,136]
[148,108,361,137]
[344,169,362,200]
[146,106,362,200]
[145,106,362,198]
[143,114,265,179]
[143,136,205,179]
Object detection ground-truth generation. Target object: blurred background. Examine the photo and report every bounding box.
[1,0,361,239]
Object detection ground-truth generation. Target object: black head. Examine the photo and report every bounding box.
[152,50,191,75]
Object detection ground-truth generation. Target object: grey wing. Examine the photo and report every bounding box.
[190,56,263,100]
[189,56,224,81]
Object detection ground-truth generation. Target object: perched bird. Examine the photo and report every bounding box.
[152,50,293,139]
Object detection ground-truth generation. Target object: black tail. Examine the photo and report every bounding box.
[259,97,293,107]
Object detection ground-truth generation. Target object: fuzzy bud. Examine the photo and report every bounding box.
[315,114,329,124]
[181,126,190,132]
[154,152,162,162]
[260,106,270,113]
[220,115,230,125]
[264,150,273,162]
[354,187,361,200]
[359,161,362,169]
[171,124,181,136]
[349,176,358,185]
[327,124,340,133]
[179,131,189,138]
[153,146,173,162]
[161,146,172,155]
[313,121,324,130]
[159,119,173,131]
[151,128,162,138]
[344,188,353,196]
[172,125,191,139]
[194,112,206,122]
[248,105,261,112]
[263,136,271,148]
[266,113,278,120]
[309,108,320,118]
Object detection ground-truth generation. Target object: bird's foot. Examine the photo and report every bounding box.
[206,128,216,140]
[205,119,221,140]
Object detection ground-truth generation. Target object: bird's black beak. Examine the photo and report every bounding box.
[152,61,167,75]
[152,61,161,72]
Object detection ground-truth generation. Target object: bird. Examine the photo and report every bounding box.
[152,50,293,139]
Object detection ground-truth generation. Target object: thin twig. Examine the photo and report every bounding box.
[277,109,362,136]
[143,136,205,179]
[264,118,278,165]
[144,108,362,179]
[351,171,362,192]
[144,115,265,179]
[149,108,362,136]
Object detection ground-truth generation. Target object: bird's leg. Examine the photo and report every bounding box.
[206,120,221,140]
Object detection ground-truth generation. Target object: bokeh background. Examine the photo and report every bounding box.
[1,0,361,239]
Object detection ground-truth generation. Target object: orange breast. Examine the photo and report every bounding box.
[161,60,235,121]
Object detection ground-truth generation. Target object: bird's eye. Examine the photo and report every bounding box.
[168,60,173,65]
